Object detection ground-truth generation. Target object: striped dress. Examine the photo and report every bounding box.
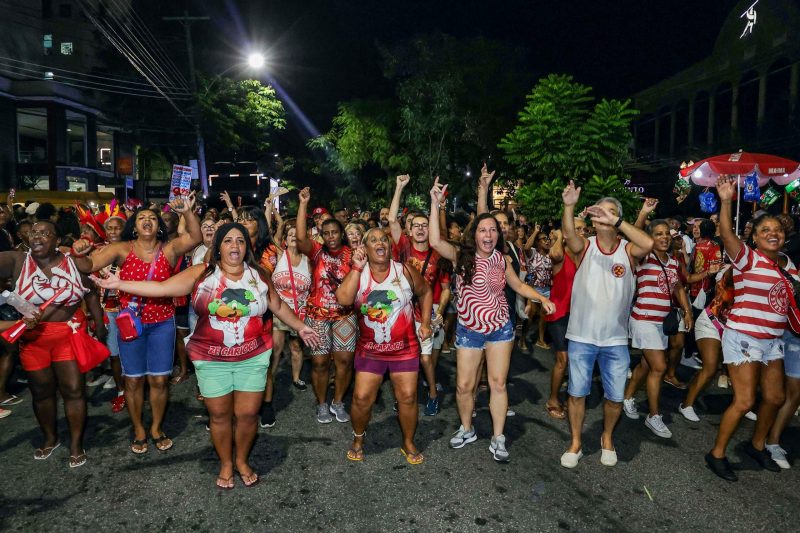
[456,249,509,334]
[630,254,679,322]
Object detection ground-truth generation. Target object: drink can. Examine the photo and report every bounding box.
[760,187,780,207]
[786,178,800,200]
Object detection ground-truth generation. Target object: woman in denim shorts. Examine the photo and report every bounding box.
[428,178,555,462]
[706,179,798,482]
[73,198,201,455]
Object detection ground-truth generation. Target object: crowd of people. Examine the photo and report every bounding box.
[0,165,798,486]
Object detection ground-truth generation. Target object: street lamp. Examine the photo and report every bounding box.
[196,53,268,197]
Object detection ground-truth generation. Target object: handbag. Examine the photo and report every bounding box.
[655,255,681,336]
[117,244,161,342]
[69,315,111,373]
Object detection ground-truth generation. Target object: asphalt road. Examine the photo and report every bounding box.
[1,346,798,532]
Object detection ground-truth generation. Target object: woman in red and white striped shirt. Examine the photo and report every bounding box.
[622,219,692,438]
[428,178,554,462]
[706,176,798,482]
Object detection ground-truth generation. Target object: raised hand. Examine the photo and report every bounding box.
[640,197,658,215]
[479,162,495,189]
[562,180,581,206]
[716,176,736,201]
[71,238,94,257]
[169,195,191,214]
[351,245,368,270]
[396,174,411,189]
[220,190,233,206]
[298,187,311,205]
[430,177,448,205]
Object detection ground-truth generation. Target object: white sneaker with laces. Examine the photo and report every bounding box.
[623,398,640,420]
[765,444,790,469]
[645,414,672,438]
[681,354,703,369]
[679,403,700,422]
[489,434,510,462]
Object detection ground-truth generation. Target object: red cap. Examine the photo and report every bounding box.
[312,207,328,216]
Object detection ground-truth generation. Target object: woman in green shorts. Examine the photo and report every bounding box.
[94,223,318,489]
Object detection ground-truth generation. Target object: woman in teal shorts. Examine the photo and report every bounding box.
[94,223,318,489]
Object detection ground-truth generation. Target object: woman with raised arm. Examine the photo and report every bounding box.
[93,222,318,488]
[428,178,555,463]
[295,187,357,425]
[705,176,795,482]
[70,195,201,454]
[336,229,432,463]
[0,220,106,468]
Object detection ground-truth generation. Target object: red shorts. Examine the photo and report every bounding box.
[19,310,85,372]
[354,355,419,375]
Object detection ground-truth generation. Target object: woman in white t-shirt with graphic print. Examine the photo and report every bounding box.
[706,176,799,482]
[261,219,312,428]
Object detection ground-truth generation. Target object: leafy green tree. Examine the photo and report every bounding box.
[499,74,640,221]
[197,76,286,162]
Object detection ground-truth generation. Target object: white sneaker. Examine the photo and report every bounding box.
[745,410,758,421]
[86,374,110,387]
[449,425,477,449]
[506,409,516,417]
[765,444,791,469]
[623,398,640,420]
[627,369,632,379]
[560,449,583,468]
[600,441,618,467]
[489,434,510,462]
[645,414,672,438]
[717,374,730,388]
[679,404,700,422]
[103,377,118,389]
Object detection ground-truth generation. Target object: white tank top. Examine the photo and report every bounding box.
[566,236,635,346]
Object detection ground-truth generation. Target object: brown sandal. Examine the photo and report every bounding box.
[545,403,567,420]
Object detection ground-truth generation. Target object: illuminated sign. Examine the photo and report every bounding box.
[740,0,758,39]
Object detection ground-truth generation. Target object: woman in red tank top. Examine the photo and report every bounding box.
[72,197,202,455]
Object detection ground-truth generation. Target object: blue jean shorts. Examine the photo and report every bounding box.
[567,340,630,402]
[118,318,176,377]
[721,327,783,366]
[105,311,120,357]
[455,319,514,350]
[781,331,800,379]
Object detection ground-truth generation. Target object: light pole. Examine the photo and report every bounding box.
[194,54,267,196]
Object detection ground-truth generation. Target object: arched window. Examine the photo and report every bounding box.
[736,70,760,145]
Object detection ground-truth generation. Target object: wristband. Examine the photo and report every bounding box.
[614,217,623,228]
[352,265,364,273]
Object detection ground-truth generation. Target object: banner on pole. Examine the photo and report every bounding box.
[169,164,193,201]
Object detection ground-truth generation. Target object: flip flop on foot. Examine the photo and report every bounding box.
[216,476,235,490]
[0,394,23,406]
[130,439,148,454]
[152,434,173,451]
[663,376,687,389]
[33,442,61,460]
[545,403,567,420]
[347,446,364,461]
[69,450,87,468]
[237,470,259,488]
[400,448,424,465]
[535,341,551,349]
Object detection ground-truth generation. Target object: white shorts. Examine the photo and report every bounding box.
[722,327,784,366]
[694,311,721,342]
[629,317,668,351]
[417,304,444,356]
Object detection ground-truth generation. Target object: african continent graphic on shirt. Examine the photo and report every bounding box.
[207,288,256,347]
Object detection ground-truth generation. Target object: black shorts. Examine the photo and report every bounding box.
[175,305,189,330]
[546,314,569,352]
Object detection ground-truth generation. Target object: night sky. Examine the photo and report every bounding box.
[178,0,740,132]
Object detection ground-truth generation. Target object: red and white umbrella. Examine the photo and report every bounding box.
[679,151,800,186]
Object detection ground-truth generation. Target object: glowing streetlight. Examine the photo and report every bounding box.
[247,52,266,70]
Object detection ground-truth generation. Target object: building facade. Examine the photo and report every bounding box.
[0,0,134,194]
[630,0,800,203]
